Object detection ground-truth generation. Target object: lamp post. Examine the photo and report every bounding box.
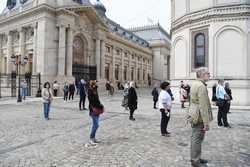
[11,54,28,102]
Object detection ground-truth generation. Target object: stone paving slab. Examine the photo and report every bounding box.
[0,90,249,167]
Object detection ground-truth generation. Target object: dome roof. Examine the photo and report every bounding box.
[93,0,106,17]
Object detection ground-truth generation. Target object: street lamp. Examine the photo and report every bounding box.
[11,54,28,102]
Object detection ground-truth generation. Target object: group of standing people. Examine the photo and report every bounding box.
[212,80,233,128]
[42,79,104,145]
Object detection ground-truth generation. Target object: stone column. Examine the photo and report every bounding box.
[112,46,116,82]
[32,24,37,75]
[121,50,124,82]
[146,59,148,84]
[66,28,73,76]
[6,31,13,74]
[19,28,25,74]
[58,25,66,76]
[141,57,144,85]
[135,55,138,83]
[100,40,105,79]
[127,53,131,81]
[95,39,101,80]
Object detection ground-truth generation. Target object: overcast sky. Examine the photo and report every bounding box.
[0,0,171,32]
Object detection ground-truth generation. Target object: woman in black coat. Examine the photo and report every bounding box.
[151,86,159,109]
[87,80,104,145]
[128,81,138,121]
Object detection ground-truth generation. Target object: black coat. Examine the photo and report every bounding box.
[212,85,217,102]
[79,83,86,97]
[69,84,75,93]
[225,87,233,100]
[88,89,103,115]
[128,87,137,110]
[151,88,159,101]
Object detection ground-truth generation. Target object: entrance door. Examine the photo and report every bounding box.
[72,35,96,82]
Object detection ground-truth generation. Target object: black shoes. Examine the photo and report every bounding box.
[129,117,135,121]
[191,159,208,167]
[200,159,208,164]
[224,125,232,128]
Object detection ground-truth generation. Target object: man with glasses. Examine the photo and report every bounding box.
[189,67,213,167]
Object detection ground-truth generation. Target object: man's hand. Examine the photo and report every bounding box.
[203,124,209,131]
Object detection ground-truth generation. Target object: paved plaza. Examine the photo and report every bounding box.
[0,89,250,167]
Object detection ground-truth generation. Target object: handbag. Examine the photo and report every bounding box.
[186,103,200,124]
[91,106,104,116]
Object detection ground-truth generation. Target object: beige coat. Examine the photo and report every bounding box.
[42,88,53,103]
[190,79,213,125]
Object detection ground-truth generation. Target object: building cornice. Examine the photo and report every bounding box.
[171,4,250,34]
[107,33,152,56]
[0,4,55,26]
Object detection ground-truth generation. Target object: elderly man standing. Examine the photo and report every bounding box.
[189,67,213,167]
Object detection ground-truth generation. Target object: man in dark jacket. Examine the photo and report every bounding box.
[68,82,75,100]
[79,79,87,110]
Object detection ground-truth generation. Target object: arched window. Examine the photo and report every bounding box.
[194,33,205,68]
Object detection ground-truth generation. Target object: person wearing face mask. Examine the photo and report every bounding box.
[42,82,53,120]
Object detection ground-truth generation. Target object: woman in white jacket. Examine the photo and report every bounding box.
[42,82,53,120]
[158,81,172,137]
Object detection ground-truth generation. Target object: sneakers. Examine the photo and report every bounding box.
[89,139,98,145]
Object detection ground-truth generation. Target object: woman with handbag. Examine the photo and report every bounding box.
[42,82,53,120]
[158,81,172,137]
[87,80,104,145]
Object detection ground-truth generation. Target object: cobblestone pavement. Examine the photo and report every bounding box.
[0,90,250,167]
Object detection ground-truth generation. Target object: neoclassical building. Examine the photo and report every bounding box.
[0,0,171,93]
[171,0,250,106]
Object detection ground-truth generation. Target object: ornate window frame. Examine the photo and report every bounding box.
[191,28,209,71]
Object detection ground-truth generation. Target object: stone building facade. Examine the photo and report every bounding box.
[0,0,171,93]
[171,0,250,106]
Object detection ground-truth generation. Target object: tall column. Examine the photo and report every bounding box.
[146,59,148,84]
[66,28,73,76]
[32,24,37,75]
[6,31,13,74]
[58,25,66,76]
[128,53,131,81]
[112,46,116,82]
[19,28,25,74]
[100,40,105,79]
[135,55,138,83]
[95,39,101,80]
[121,50,124,82]
[141,57,144,85]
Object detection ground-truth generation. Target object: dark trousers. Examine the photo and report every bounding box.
[225,101,231,113]
[53,89,58,97]
[129,109,135,118]
[69,92,74,100]
[217,100,229,126]
[79,95,86,109]
[63,92,68,101]
[160,109,170,134]
[153,100,157,108]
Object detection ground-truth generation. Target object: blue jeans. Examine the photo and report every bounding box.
[22,88,27,99]
[43,102,51,119]
[90,115,99,139]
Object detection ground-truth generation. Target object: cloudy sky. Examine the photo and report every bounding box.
[0,0,171,32]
